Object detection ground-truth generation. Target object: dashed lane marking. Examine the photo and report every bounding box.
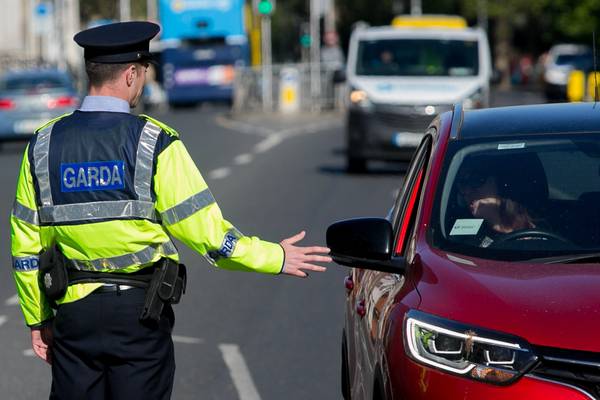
[254,135,283,154]
[172,335,204,344]
[208,167,231,180]
[219,344,262,400]
[234,153,254,166]
[0,315,6,327]
[5,295,18,306]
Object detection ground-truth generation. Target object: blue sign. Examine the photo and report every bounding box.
[36,2,52,16]
[61,161,125,192]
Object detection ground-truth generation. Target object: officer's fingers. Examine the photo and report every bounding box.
[283,267,308,278]
[301,246,331,255]
[281,231,306,246]
[302,254,332,263]
[298,263,327,272]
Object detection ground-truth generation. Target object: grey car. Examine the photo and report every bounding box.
[0,68,79,141]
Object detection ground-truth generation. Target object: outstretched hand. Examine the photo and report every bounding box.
[280,231,331,278]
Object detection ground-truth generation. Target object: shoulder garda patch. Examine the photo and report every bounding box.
[61,161,125,192]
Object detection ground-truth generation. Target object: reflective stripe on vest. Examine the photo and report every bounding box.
[160,188,215,225]
[67,240,178,271]
[32,120,162,224]
[12,201,40,226]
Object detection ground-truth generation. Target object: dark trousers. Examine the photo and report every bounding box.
[50,288,175,400]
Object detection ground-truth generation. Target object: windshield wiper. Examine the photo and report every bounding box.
[526,252,600,264]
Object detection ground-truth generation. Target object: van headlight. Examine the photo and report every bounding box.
[463,88,484,110]
[405,311,537,384]
[349,88,374,110]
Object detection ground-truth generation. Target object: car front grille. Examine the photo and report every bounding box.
[372,103,452,132]
[530,346,600,399]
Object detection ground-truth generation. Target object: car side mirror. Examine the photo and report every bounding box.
[333,69,347,83]
[490,68,502,85]
[326,218,406,274]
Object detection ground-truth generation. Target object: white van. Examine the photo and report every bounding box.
[345,15,492,172]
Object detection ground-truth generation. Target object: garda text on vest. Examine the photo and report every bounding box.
[61,161,125,192]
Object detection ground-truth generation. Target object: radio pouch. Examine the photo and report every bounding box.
[140,259,186,323]
[38,245,68,307]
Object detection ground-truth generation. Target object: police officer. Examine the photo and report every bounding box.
[10,21,330,400]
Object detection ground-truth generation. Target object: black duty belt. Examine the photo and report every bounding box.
[68,267,154,289]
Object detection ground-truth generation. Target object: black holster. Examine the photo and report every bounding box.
[39,246,68,308]
[140,258,187,323]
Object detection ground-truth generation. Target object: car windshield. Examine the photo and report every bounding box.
[555,53,593,69]
[429,134,600,261]
[356,38,479,77]
[0,74,70,92]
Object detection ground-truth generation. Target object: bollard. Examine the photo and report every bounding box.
[279,67,300,113]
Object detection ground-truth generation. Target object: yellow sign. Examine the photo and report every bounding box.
[567,70,585,102]
[392,15,468,29]
[587,71,600,101]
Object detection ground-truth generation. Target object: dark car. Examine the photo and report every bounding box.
[328,102,600,400]
[0,68,79,141]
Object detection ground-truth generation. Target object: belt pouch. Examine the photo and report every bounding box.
[38,246,68,306]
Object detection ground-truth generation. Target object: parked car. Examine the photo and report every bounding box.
[0,68,79,141]
[543,44,592,101]
[328,102,600,400]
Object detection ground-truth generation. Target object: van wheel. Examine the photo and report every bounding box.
[342,333,351,400]
[347,157,366,173]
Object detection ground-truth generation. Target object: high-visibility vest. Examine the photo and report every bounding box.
[11,111,284,326]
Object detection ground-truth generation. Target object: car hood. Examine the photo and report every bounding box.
[350,76,482,105]
[414,247,600,352]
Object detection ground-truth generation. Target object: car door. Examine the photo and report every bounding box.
[351,133,433,400]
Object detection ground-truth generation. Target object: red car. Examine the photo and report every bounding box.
[328,102,600,400]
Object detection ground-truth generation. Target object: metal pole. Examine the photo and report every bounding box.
[261,15,273,112]
[147,0,158,21]
[120,0,131,22]
[477,0,488,32]
[310,0,321,112]
[410,0,422,15]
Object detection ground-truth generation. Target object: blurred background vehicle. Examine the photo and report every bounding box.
[0,68,79,141]
[543,44,592,101]
[345,15,492,173]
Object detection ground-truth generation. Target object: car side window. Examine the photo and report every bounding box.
[392,132,433,256]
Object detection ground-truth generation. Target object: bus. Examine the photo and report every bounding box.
[158,0,249,106]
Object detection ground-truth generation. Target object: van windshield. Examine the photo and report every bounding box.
[356,38,479,77]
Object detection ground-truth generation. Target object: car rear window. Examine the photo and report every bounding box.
[0,75,70,91]
[428,134,600,261]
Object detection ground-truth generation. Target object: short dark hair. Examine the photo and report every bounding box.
[85,61,129,87]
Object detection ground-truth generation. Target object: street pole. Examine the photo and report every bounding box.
[261,15,273,112]
[147,0,158,21]
[310,0,321,112]
[120,0,131,22]
[410,0,422,15]
[477,0,488,32]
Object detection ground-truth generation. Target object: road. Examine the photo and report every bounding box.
[0,88,543,399]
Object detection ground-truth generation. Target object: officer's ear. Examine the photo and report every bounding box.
[125,64,137,87]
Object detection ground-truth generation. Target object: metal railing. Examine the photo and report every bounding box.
[232,63,346,114]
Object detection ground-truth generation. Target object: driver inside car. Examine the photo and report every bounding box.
[455,167,537,248]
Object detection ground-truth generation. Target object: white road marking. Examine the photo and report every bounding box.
[5,295,19,306]
[219,344,262,400]
[23,349,35,357]
[254,135,283,153]
[208,167,231,180]
[0,315,6,327]
[234,153,254,165]
[172,335,204,344]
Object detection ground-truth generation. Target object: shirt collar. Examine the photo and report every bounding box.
[79,96,130,113]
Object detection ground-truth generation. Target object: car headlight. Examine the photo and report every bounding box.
[544,68,569,85]
[462,88,484,110]
[405,311,537,384]
[349,88,373,110]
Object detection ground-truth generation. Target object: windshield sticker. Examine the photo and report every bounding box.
[498,143,526,150]
[450,219,484,236]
